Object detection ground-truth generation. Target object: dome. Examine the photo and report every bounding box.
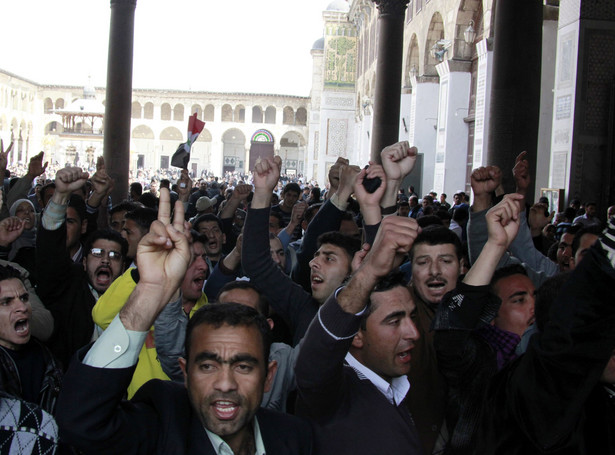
[60,97,105,115]
[312,37,325,50]
[326,0,349,12]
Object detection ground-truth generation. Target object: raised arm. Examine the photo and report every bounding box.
[243,156,317,345]
[380,141,418,211]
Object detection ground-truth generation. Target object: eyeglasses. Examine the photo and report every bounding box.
[89,248,122,261]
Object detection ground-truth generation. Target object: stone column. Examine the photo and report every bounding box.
[487,0,542,200]
[409,75,439,194]
[370,0,409,163]
[434,60,472,197]
[104,0,137,204]
[472,38,494,169]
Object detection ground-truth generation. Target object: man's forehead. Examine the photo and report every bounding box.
[0,278,26,297]
[560,233,575,245]
[317,243,346,256]
[192,241,206,255]
[199,221,219,229]
[92,239,122,250]
[495,274,535,296]
[412,242,457,257]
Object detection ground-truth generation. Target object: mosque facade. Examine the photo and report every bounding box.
[0,70,309,180]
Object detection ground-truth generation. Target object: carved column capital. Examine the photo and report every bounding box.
[371,0,409,16]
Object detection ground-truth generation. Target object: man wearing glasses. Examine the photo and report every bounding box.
[37,166,127,370]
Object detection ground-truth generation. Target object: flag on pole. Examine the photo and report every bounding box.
[171,113,206,169]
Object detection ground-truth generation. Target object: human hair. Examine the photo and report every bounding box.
[316,231,361,262]
[585,201,597,208]
[283,182,301,196]
[490,264,528,294]
[193,213,223,231]
[563,207,577,222]
[310,187,321,202]
[138,192,158,209]
[417,215,443,228]
[571,225,602,256]
[360,271,409,330]
[125,207,157,233]
[68,194,87,224]
[398,201,410,209]
[184,303,272,372]
[83,229,128,259]
[452,207,469,223]
[435,209,452,223]
[40,182,56,207]
[410,225,463,261]
[109,200,141,216]
[216,280,270,316]
[160,179,170,189]
[304,203,322,225]
[269,211,284,228]
[130,182,143,197]
[190,229,208,246]
[0,264,24,284]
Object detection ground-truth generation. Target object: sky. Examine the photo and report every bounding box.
[1,0,334,96]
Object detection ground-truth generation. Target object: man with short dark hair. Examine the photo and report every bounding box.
[122,207,157,266]
[296,216,423,455]
[56,193,312,455]
[37,167,128,368]
[271,182,302,240]
[573,201,602,228]
[0,264,62,414]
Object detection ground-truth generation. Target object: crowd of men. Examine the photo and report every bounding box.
[0,137,614,455]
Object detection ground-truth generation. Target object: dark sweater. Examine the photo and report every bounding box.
[296,294,424,455]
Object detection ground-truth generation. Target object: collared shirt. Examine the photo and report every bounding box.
[345,352,410,405]
[205,418,266,455]
[475,324,520,371]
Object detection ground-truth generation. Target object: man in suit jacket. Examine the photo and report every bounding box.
[56,188,312,455]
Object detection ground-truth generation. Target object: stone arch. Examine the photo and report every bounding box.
[453,0,483,60]
[283,106,295,125]
[279,131,306,177]
[144,102,154,119]
[160,126,183,141]
[191,104,202,119]
[204,104,215,122]
[222,128,247,173]
[44,121,63,134]
[295,107,307,126]
[55,98,64,110]
[252,106,263,123]
[44,98,53,114]
[161,103,172,121]
[173,104,184,122]
[404,33,420,85]
[424,12,445,77]
[131,101,142,119]
[265,106,276,124]
[234,104,245,123]
[221,104,233,122]
[132,125,154,139]
[196,128,213,142]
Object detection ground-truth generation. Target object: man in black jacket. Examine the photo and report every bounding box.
[56,189,312,455]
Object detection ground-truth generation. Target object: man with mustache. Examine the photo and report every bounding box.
[56,189,312,455]
[36,166,127,369]
[295,215,423,455]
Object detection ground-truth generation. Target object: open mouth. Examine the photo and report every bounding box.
[211,400,239,420]
[96,267,112,286]
[14,318,29,336]
[397,348,412,364]
[426,280,446,290]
